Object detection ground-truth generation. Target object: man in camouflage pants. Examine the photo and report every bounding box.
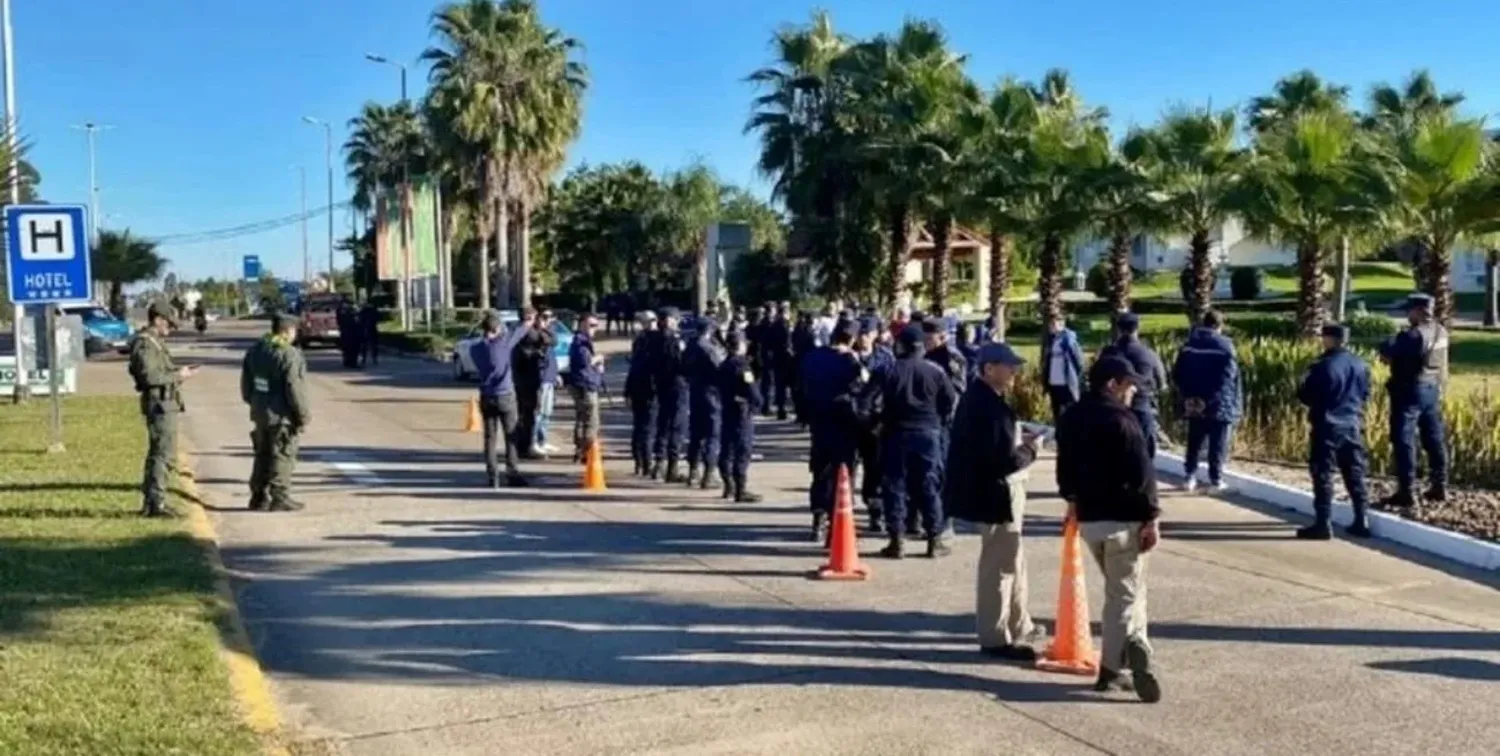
[129,303,198,517]
[241,313,313,511]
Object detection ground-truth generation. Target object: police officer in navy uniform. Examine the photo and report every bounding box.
[853,315,895,534]
[718,331,764,502]
[626,311,659,476]
[1378,292,1450,507]
[801,320,867,542]
[761,303,793,420]
[650,307,691,482]
[878,324,958,559]
[1297,323,1373,540]
[1098,312,1168,458]
[923,316,968,463]
[684,316,727,489]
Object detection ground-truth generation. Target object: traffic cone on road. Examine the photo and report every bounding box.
[1036,516,1100,676]
[463,397,481,433]
[810,465,870,581]
[582,440,607,492]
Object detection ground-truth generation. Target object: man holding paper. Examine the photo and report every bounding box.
[943,342,1045,661]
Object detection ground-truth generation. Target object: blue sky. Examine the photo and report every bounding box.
[16,0,1500,282]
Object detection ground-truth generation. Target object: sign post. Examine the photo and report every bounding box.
[5,204,91,453]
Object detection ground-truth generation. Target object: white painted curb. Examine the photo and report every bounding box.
[1154,452,1500,572]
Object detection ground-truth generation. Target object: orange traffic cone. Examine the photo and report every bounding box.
[582,440,607,491]
[810,465,870,581]
[1036,516,1100,676]
[463,397,482,433]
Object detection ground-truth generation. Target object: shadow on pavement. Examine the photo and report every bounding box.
[1367,657,1500,681]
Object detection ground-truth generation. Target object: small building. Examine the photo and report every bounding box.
[789,225,993,310]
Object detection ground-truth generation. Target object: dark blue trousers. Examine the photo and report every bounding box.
[810,423,858,515]
[1134,408,1159,459]
[719,403,755,481]
[881,428,943,534]
[687,392,721,471]
[1310,423,1369,524]
[629,393,656,466]
[1185,418,1232,484]
[1389,383,1448,493]
[653,390,687,462]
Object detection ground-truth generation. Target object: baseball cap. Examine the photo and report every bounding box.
[1089,355,1143,391]
[977,342,1026,368]
[1115,311,1141,331]
[146,302,178,327]
[658,306,680,320]
[1320,323,1349,341]
[920,316,945,334]
[1402,292,1434,311]
[896,323,924,348]
[270,312,297,333]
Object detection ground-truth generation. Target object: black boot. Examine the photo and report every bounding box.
[649,460,663,481]
[1345,502,1372,539]
[926,534,953,559]
[734,476,762,503]
[811,511,829,543]
[248,495,267,512]
[721,471,735,499]
[1423,484,1448,503]
[904,514,922,538]
[1296,522,1333,540]
[878,534,904,560]
[664,461,685,484]
[699,468,717,491]
[268,498,306,512]
[685,465,699,487]
[1381,489,1415,509]
[866,508,886,536]
[632,456,644,477]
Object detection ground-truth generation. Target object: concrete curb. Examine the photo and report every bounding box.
[1154,451,1500,572]
[176,451,291,756]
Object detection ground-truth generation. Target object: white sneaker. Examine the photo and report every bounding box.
[1183,477,1199,493]
[1211,482,1231,494]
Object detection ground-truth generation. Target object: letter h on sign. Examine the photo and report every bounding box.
[19,214,76,261]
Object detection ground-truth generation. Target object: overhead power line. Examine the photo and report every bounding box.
[154,201,353,246]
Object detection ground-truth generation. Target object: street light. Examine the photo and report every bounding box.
[71,122,113,245]
[364,53,407,101]
[302,116,334,285]
[292,165,308,285]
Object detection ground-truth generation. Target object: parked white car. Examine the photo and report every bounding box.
[451,312,574,381]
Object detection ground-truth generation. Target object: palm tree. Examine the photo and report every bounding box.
[1236,111,1381,335]
[1090,129,1160,313]
[1364,70,1465,133]
[343,101,427,213]
[424,0,585,308]
[1134,107,1245,323]
[968,80,1039,336]
[1375,112,1500,325]
[1246,70,1351,135]
[91,230,165,316]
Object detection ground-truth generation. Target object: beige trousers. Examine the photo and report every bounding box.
[976,478,1034,647]
[1079,520,1152,671]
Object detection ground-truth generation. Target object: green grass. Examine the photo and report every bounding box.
[0,398,259,756]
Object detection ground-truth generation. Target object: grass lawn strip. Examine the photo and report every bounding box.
[0,396,262,756]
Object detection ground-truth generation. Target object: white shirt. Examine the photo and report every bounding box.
[1048,338,1068,387]
[811,316,837,347]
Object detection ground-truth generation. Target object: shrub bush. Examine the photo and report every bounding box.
[1230,267,1265,301]
[1085,263,1110,299]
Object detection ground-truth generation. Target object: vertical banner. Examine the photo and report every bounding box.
[409,181,440,277]
[374,190,405,282]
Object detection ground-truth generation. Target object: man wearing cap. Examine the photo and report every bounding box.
[1056,356,1162,703]
[1098,312,1168,458]
[626,310,659,476]
[649,307,691,482]
[877,323,959,558]
[1298,323,1373,539]
[760,303,793,420]
[718,330,765,502]
[470,310,538,488]
[565,312,605,464]
[945,342,1045,661]
[684,315,728,489]
[129,303,199,517]
[853,316,895,533]
[801,321,867,542]
[1171,310,1243,492]
[1378,292,1450,506]
[1040,314,1085,422]
[240,313,311,511]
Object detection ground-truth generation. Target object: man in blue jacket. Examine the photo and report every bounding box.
[718,331,764,502]
[1171,310,1242,492]
[1378,292,1450,507]
[802,321,867,543]
[1098,312,1168,458]
[684,317,727,489]
[626,311,658,477]
[470,310,538,488]
[878,325,958,559]
[566,312,604,464]
[1040,314,1085,422]
[650,308,691,483]
[1297,323,1372,540]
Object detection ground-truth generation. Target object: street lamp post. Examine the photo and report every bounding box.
[71,122,113,245]
[294,165,309,285]
[364,53,415,328]
[302,116,334,288]
[3,0,25,404]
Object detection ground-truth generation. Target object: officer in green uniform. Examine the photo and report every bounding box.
[240,313,312,511]
[129,303,198,517]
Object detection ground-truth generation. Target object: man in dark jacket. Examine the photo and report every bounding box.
[358,301,380,367]
[1378,292,1450,506]
[758,304,792,420]
[1298,323,1373,540]
[1039,314,1085,421]
[878,324,958,559]
[626,311,659,475]
[684,318,727,489]
[1055,356,1162,704]
[802,321,867,543]
[718,331,764,502]
[853,316,895,533]
[512,306,555,460]
[944,342,1043,661]
[1098,312,1168,458]
[240,313,311,512]
[650,308,691,482]
[566,313,604,463]
[471,311,536,488]
[1171,310,1242,492]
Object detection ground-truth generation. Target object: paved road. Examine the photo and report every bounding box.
[150,320,1499,755]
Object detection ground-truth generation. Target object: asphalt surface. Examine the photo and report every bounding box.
[78,319,1500,755]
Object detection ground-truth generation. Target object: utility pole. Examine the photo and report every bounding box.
[302,117,335,289]
[71,122,112,245]
[296,165,309,285]
[3,0,26,404]
[366,53,413,328]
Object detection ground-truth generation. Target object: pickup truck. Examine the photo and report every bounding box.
[296,294,346,348]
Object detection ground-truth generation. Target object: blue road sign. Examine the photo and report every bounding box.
[5,205,92,305]
[243,254,261,281]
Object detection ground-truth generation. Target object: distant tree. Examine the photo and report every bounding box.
[92,230,166,316]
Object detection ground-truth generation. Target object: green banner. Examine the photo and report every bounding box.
[374,180,440,280]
